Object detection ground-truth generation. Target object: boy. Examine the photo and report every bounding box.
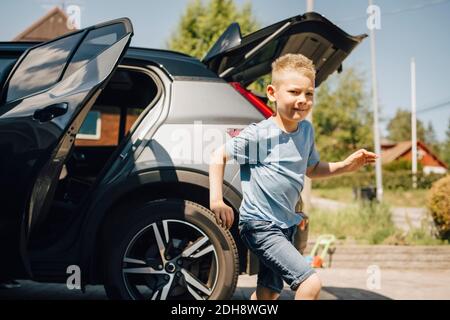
[209,53,377,300]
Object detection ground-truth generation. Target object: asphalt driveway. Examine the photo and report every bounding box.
[1,268,449,300]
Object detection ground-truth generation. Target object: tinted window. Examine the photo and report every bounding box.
[63,24,127,80]
[126,108,143,134]
[0,58,17,77]
[77,111,101,140]
[75,106,145,147]
[75,106,120,146]
[6,32,84,102]
[0,57,17,92]
[5,22,128,103]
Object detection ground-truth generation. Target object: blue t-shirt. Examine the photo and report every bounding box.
[225,117,320,229]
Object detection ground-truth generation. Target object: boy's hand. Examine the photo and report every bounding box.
[342,149,378,173]
[210,200,234,229]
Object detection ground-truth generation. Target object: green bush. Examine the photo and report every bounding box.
[311,171,373,189]
[415,172,446,189]
[309,203,397,244]
[383,159,423,172]
[404,227,448,245]
[427,175,450,240]
[310,203,448,245]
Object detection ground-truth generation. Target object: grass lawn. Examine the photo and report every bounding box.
[311,187,429,208]
[308,204,448,245]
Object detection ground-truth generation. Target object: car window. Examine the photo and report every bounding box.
[126,108,143,134]
[0,58,17,77]
[63,23,127,80]
[75,106,120,146]
[76,110,102,140]
[75,106,144,147]
[5,32,84,103]
[0,57,17,92]
[6,22,128,103]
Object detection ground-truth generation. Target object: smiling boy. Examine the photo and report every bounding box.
[209,53,377,300]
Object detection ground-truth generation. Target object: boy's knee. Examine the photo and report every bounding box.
[298,273,321,295]
[314,276,322,293]
[309,274,322,292]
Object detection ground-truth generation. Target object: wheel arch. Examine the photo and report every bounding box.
[80,167,250,284]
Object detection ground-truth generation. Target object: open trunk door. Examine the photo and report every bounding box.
[202,12,366,87]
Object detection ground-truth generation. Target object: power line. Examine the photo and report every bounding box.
[36,0,84,12]
[417,100,450,113]
[336,0,450,24]
[378,100,450,122]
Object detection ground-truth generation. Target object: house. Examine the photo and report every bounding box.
[13,6,75,42]
[75,107,140,147]
[381,140,447,174]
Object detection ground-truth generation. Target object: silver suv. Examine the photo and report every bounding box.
[0,13,364,299]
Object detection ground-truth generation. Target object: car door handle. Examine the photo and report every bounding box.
[33,103,68,122]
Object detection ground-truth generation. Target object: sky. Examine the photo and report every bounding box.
[1,0,449,141]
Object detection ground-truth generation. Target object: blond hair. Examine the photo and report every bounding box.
[271,53,315,86]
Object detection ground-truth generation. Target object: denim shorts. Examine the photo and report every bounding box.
[239,219,316,294]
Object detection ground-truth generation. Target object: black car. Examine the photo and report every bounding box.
[0,14,364,299]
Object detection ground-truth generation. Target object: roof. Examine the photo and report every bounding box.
[125,47,218,79]
[381,140,448,168]
[13,7,74,42]
[380,139,396,148]
[381,141,412,164]
[0,42,219,80]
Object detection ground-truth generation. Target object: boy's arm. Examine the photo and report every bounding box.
[209,145,234,229]
[307,149,378,179]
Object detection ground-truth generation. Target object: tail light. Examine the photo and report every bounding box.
[230,82,273,119]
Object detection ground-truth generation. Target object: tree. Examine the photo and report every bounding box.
[313,68,373,161]
[441,119,450,167]
[425,122,438,145]
[167,0,259,60]
[386,109,426,143]
[424,121,441,156]
[386,110,444,157]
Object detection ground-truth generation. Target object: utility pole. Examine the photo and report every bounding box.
[369,0,383,202]
[295,0,315,255]
[411,58,418,188]
[300,0,314,213]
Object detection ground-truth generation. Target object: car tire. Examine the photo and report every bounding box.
[102,198,239,300]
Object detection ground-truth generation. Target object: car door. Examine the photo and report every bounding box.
[0,18,133,275]
[202,11,366,87]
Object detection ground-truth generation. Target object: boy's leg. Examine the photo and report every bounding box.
[251,274,321,300]
[251,254,283,300]
[294,273,322,300]
[241,221,321,300]
[239,221,285,300]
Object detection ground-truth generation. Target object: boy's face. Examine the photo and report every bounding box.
[266,70,314,123]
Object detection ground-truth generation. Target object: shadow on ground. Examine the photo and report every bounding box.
[235,286,391,300]
[320,287,391,300]
[0,281,392,300]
